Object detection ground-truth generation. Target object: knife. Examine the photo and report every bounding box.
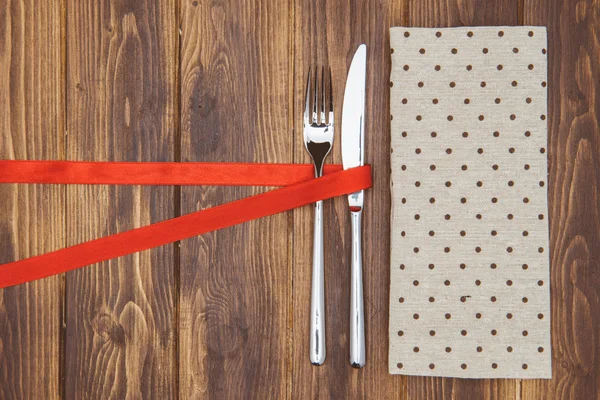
[341,44,366,368]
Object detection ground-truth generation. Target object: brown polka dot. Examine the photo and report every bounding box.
[402,131,408,137]
[418,81,424,88]
[450,81,456,88]
[446,148,453,154]
[491,230,497,236]
[445,313,451,319]
[461,363,467,370]
[435,65,441,71]
[460,263,466,269]
[507,247,513,253]
[466,65,473,71]
[390,48,395,54]
[447,115,454,121]
[445,213,451,220]
[509,147,516,154]
[539,214,544,220]
[524,164,530,169]
[399,297,404,303]
[429,295,435,301]
[413,313,419,320]
[413,346,419,352]
[429,363,435,370]
[477,346,483,353]
[493,131,500,137]
[476,313,482,319]
[415,181,420,187]
[414,214,420,220]
[507,346,513,352]
[522,364,528,370]
[401,231,405,237]
[491,329,497,335]
[506,280,513,286]
[460,296,467,303]
[467,31,473,37]
[461,165,468,171]
[444,280,450,286]
[444,247,451,253]
[476,214,482,219]
[538,280,544,286]
[524,197,530,203]
[498,30,504,37]
[461,197,467,203]
[461,329,467,336]
[419,48,426,54]
[413,248,419,254]
[401,198,407,204]
[540,181,545,187]
[522,264,528,270]
[538,313,544,319]
[495,98,501,104]
[401,165,406,171]
[508,181,514,187]
[477,148,484,154]
[436,31,442,38]
[390,81,394,87]
[542,48,547,54]
[497,64,503,70]
[463,98,470,105]
[479,115,485,121]
[475,246,481,253]
[523,230,529,236]
[491,197,498,204]
[451,48,458,54]
[529,30,534,37]
[404,64,410,71]
[402,98,408,104]
[460,230,466,237]
[492,363,498,369]
[398,330,404,336]
[481,81,487,87]
[526,97,532,103]
[463,131,469,138]
[490,263,497,269]
[430,330,436,336]
[541,114,547,120]
[446,347,452,353]
[513,47,519,53]
[538,347,544,353]
[525,130,531,137]
[540,147,546,153]
[404,31,410,37]
[523,330,528,336]
[415,148,421,154]
[510,114,517,120]
[477,181,483,187]
[529,64,534,70]
[483,48,489,54]
[416,115,422,121]
[397,362,403,369]
[512,80,518,87]
[542,81,547,87]
[476,279,482,286]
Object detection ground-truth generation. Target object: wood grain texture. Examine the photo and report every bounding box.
[291,0,406,398]
[64,0,178,398]
[0,1,64,399]
[403,0,521,398]
[522,0,600,399]
[178,0,292,397]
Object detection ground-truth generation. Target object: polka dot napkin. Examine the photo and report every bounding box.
[389,27,551,378]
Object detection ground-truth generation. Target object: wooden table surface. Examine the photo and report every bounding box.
[0,0,597,398]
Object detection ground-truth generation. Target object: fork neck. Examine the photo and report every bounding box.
[307,141,331,178]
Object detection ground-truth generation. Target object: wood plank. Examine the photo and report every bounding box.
[405,0,520,398]
[0,1,64,399]
[64,1,178,398]
[178,0,292,397]
[522,1,600,399]
[291,0,407,398]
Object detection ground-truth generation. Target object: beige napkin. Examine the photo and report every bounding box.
[389,27,551,378]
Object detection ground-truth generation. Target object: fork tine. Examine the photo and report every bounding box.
[304,66,311,124]
[312,67,318,124]
[328,66,334,125]
[321,66,327,124]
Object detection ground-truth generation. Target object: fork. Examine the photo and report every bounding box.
[304,66,334,366]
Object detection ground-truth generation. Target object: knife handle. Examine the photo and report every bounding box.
[309,199,326,365]
[350,209,365,368]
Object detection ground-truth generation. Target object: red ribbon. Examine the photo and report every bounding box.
[0,161,371,288]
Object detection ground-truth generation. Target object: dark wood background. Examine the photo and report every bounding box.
[0,0,597,398]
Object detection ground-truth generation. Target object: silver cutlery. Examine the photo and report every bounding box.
[304,66,334,366]
[341,44,367,368]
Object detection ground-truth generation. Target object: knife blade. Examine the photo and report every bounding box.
[341,43,366,368]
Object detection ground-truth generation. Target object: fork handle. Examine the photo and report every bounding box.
[350,209,365,368]
[309,198,326,365]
